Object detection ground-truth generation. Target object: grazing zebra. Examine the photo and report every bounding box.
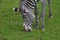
[13,0,52,32]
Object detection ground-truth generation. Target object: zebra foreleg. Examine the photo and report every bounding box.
[35,1,39,28]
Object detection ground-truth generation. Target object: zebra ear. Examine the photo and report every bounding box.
[13,7,18,12]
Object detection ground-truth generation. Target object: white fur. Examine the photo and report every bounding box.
[13,8,15,11]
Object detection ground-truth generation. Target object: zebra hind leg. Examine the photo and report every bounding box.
[47,0,52,18]
[40,0,46,31]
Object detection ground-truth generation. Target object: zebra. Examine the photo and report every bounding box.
[13,0,52,32]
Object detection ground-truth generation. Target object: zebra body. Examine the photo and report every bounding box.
[21,0,52,32]
[25,0,36,9]
[21,0,38,9]
[20,0,37,32]
[13,0,52,32]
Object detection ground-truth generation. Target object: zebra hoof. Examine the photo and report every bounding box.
[35,26,39,29]
[42,28,45,31]
[49,16,53,18]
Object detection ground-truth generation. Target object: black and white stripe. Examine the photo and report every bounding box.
[25,0,37,9]
[13,0,37,12]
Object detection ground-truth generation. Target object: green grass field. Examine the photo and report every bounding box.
[0,0,60,40]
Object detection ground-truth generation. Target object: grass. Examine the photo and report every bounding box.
[0,0,60,40]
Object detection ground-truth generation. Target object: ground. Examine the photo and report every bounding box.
[0,0,60,40]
